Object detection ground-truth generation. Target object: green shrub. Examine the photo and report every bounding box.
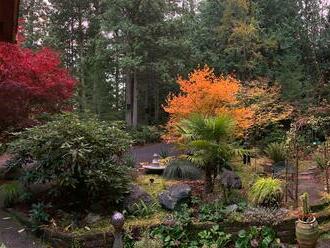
[0,181,24,207]
[265,142,287,163]
[8,113,132,206]
[129,125,162,145]
[315,155,329,170]
[0,143,6,155]
[163,159,202,180]
[199,201,224,222]
[235,226,281,247]
[189,225,232,248]
[249,178,283,208]
[29,202,51,225]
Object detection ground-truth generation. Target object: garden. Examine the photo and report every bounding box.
[0,0,330,247]
[1,67,330,248]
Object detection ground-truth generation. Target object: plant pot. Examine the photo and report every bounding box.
[295,216,319,248]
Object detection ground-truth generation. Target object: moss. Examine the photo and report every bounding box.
[71,211,167,236]
[125,211,166,229]
[135,175,168,198]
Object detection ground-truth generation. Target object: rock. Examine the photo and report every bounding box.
[123,185,153,213]
[84,213,102,225]
[220,168,242,189]
[158,184,191,210]
[224,204,238,213]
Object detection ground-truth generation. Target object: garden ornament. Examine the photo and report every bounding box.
[111,212,125,248]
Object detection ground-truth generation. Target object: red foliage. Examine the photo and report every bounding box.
[0,42,76,130]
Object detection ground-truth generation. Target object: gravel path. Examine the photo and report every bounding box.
[0,209,44,248]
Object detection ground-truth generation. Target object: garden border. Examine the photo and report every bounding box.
[5,203,330,247]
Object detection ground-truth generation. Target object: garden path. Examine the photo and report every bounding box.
[0,209,45,248]
[298,166,324,206]
[0,154,45,248]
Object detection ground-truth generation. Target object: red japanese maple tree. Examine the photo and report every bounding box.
[0,42,76,130]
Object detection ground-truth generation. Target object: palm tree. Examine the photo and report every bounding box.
[177,114,237,193]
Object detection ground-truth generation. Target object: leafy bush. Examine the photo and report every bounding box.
[189,225,232,248]
[163,159,202,180]
[29,202,51,225]
[315,155,330,170]
[0,143,6,155]
[129,125,162,145]
[150,224,189,247]
[249,178,283,208]
[8,113,132,206]
[0,182,24,207]
[199,201,225,222]
[265,142,287,163]
[235,226,281,248]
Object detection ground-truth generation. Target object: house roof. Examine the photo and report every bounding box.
[0,0,20,43]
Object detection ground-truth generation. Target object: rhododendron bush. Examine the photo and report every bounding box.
[0,42,76,130]
[163,66,253,140]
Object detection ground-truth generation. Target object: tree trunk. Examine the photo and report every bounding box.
[204,165,213,193]
[115,63,120,111]
[132,70,138,127]
[154,82,159,123]
[326,168,329,194]
[125,72,133,126]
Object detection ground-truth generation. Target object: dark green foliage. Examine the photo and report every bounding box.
[0,182,24,208]
[0,143,6,156]
[235,226,281,248]
[178,115,238,193]
[159,149,169,159]
[163,159,202,180]
[129,126,163,145]
[29,202,51,225]
[265,142,287,163]
[129,200,159,218]
[189,225,232,248]
[199,201,224,222]
[8,113,132,206]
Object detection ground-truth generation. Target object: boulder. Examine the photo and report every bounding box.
[158,184,191,210]
[84,213,102,225]
[123,185,153,213]
[220,168,242,189]
[224,204,238,214]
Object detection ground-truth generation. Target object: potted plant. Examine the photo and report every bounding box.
[295,192,319,248]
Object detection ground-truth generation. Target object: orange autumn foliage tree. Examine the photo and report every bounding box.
[163,66,253,140]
